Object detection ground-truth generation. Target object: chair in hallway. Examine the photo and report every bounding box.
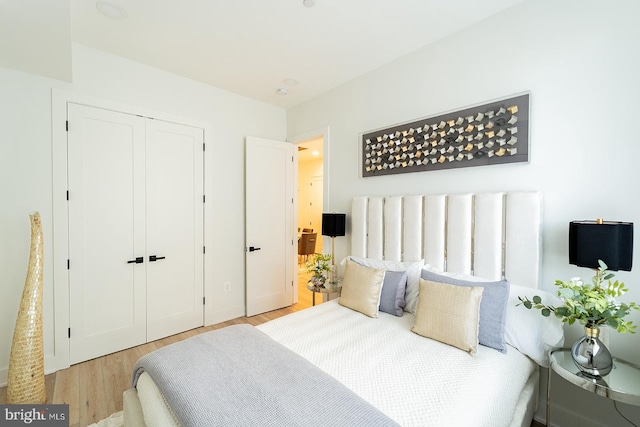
[298,233,317,264]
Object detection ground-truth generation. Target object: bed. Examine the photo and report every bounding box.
[123,191,564,427]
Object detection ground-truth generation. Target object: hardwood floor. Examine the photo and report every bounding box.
[0,271,318,427]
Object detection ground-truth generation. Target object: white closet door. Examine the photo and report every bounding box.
[146,119,204,341]
[68,104,147,364]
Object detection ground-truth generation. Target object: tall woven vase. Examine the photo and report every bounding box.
[7,212,46,404]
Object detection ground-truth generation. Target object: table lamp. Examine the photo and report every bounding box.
[321,213,346,265]
[569,219,633,271]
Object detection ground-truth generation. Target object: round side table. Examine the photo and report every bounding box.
[306,280,342,306]
[547,348,640,426]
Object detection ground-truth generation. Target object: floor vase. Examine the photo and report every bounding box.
[7,212,46,404]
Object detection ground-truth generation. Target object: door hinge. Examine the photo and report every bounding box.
[203,297,206,305]
[203,246,206,254]
[66,190,69,201]
[65,121,69,132]
[203,143,206,151]
[203,195,206,203]
[68,328,71,338]
[67,259,70,269]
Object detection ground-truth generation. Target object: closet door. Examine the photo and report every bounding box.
[146,120,204,341]
[68,104,147,364]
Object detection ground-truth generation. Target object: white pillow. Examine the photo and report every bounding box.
[343,256,425,313]
[505,283,565,367]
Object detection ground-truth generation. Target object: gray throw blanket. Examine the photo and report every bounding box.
[132,324,399,427]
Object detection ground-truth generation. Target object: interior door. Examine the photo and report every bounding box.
[146,119,204,341]
[245,136,296,316]
[68,103,147,364]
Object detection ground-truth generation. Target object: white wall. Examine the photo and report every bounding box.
[0,43,286,382]
[287,0,640,425]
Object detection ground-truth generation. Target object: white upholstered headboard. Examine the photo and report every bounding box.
[351,192,542,289]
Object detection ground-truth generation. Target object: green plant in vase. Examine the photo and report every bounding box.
[518,260,639,332]
[306,253,333,289]
[518,260,639,376]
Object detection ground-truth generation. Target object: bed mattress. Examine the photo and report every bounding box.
[128,300,538,427]
[257,300,537,427]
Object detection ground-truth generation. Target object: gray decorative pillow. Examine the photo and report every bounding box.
[420,269,509,353]
[379,270,407,317]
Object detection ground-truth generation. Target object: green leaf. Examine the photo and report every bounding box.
[558,288,574,299]
[533,295,542,304]
[598,259,608,270]
[541,308,551,317]
[607,318,619,328]
[523,300,532,309]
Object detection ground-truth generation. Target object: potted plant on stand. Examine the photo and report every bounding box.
[306,253,333,290]
[518,260,640,377]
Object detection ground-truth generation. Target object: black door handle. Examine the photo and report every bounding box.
[248,246,261,252]
[149,255,166,262]
[127,257,144,264]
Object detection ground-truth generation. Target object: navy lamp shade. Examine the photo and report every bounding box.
[569,220,634,271]
[322,213,346,265]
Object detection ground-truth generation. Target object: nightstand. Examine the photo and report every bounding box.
[547,348,640,426]
[306,280,342,306]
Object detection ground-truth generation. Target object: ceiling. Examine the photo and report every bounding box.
[2,0,525,108]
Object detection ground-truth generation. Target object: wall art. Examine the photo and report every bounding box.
[361,93,529,177]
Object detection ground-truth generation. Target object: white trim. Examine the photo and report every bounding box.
[288,126,330,304]
[51,89,213,372]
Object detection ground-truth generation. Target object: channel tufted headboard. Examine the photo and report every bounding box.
[351,191,542,289]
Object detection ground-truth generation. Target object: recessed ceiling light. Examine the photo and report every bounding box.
[96,1,127,19]
[303,0,316,7]
[276,88,289,96]
[283,78,299,86]
[312,150,319,156]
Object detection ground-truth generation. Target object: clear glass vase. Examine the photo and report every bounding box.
[571,325,613,377]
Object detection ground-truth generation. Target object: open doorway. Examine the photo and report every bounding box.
[297,136,323,234]
[296,136,324,307]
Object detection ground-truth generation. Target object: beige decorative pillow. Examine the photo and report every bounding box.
[339,260,386,317]
[412,278,483,355]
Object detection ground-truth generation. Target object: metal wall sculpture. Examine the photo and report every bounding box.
[361,93,529,177]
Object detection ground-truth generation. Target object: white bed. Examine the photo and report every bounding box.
[124,191,563,427]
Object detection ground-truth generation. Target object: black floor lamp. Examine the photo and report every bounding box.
[322,213,346,265]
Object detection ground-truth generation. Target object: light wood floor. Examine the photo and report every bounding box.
[0,270,317,427]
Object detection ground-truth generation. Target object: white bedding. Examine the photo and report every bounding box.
[257,299,537,427]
